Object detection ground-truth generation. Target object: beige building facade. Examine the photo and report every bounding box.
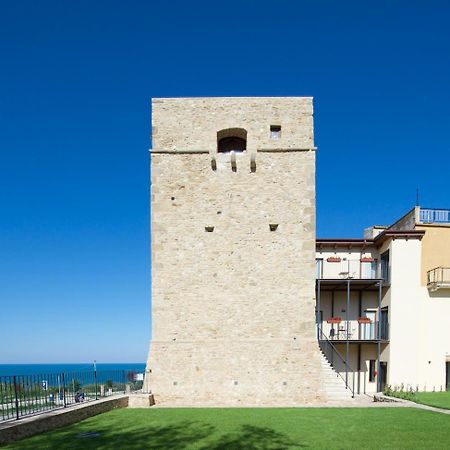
[316,207,450,394]
[145,97,350,406]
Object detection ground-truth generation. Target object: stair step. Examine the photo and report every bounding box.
[319,351,353,400]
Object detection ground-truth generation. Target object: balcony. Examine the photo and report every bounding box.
[427,267,450,292]
[316,258,380,280]
[420,208,450,224]
[319,318,389,342]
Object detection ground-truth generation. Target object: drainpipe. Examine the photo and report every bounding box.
[377,281,382,392]
[346,279,350,387]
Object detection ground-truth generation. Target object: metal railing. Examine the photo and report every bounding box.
[320,320,389,341]
[0,368,144,422]
[420,208,450,224]
[318,329,355,397]
[427,267,450,286]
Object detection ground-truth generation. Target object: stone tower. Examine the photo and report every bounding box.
[145,97,326,405]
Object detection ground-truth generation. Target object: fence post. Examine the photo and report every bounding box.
[94,364,98,400]
[62,373,66,407]
[13,376,20,420]
[123,370,126,393]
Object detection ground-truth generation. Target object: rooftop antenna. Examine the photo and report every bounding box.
[416,187,420,207]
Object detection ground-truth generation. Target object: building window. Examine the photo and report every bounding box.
[381,251,390,283]
[369,360,376,382]
[270,125,281,139]
[217,128,247,153]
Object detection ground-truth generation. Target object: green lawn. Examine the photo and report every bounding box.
[3,407,450,450]
[414,391,450,410]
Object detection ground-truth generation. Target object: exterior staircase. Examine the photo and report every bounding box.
[320,350,354,401]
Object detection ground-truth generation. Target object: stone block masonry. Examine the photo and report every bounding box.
[145,97,328,405]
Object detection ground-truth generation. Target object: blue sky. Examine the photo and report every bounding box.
[1,1,449,363]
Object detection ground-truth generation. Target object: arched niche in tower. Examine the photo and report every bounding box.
[217,128,247,153]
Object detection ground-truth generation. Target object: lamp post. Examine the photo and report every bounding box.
[94,360,98,400]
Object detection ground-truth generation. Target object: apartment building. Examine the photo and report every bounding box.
[316,207,450,394]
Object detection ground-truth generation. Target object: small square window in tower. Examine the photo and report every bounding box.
[270,125,281,139]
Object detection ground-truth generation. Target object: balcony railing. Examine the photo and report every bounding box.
[318,319,389,341]
[420,208,450,224]
[317,259,380,280]
[427,266,450,291]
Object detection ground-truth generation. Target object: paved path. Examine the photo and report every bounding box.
[377,394,450,414]
[380,396,450,415]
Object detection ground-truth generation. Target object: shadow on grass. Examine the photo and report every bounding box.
[7,421,214,450]
[7,421,303,450]
[200,424,304,450]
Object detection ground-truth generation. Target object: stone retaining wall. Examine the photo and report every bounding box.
[0,395,129,445]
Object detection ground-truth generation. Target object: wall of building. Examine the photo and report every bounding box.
[318,290,380,340]
[388,207,417,232]
[151,97,315,152]
[146,97,324,406]
[316,246,385,393]
[332,343,382,394]
[387,238,450,391]
[316,248,379,279]
[416,225,450,286]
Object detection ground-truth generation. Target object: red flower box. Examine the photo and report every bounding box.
[327,317,342,324]
[358,317,372,324]
[327,257,341,263]
[361,257,374,262]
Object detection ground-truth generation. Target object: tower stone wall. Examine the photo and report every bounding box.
[145,97,327,405]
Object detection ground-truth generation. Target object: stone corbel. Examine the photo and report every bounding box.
[250,152,256,172]
[230,151,237,172]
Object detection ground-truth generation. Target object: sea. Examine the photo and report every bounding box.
[0,363,146,378]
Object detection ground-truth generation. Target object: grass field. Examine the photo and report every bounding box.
[3,407,450,449]
[414,391,450,410]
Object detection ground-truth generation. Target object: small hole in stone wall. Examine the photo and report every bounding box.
[283,381,287,386]
[269,224,279,231]
[270,125,282,139]
[173,381,178,386]
[217,211,222,214]
[205,226,214,232]
[171,196,175,201]
[234,381,238,385]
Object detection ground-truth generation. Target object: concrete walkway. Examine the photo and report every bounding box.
[379,395,450,415]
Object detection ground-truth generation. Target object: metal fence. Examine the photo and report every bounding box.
[427,266,450,285]
[420,208,450,224]
[0,368,144,422]
[321,320,389,341]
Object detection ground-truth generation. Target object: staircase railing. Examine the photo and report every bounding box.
[318,329,355,397]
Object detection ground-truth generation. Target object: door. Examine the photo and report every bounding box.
[361,260,377,279]
[363,310,376,339]
[446,362,450,391]
[379,362,388,392]
[380,307,389,340]
[381,251,390,282]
